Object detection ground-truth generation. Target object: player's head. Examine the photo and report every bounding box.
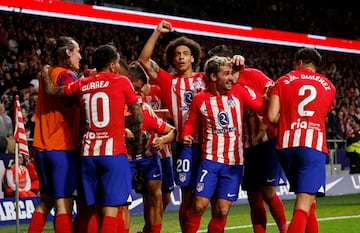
[204,56,233,92]
[293,47,322,69]
[165,36,201,71]
[206,44,233,61]
[45,36,81,71]
[128,61,149,93]
[92,44,120,73]
[205,44,241,72]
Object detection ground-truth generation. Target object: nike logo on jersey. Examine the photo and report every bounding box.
[266,178,276,183]
[153,173,161,178]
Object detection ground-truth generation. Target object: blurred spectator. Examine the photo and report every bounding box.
[346,116,360,174]
[4,154,37,197]
[25,157,39,195]
[0,102,14,153]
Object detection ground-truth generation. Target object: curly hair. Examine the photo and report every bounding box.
[165,36,201,69]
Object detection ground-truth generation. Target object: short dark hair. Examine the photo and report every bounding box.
[294,47,322,67]
[165,36,201,69]
[128,61,148,85]
[92,44,119,72]
[206,44,233,61]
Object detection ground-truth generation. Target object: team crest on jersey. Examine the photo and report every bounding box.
[179,173,187,183]
[184,91,194,105]
[151,101,159,110]
[192,80,203,91]
[227,98,236,108]
[218,111,229,127]
[196,183,204,192]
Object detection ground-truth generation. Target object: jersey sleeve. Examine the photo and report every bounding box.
[63,78,82,96]
[237,68,274,93]
[57,70,78,86]
[143,110,167,134]
[235,85,266,116]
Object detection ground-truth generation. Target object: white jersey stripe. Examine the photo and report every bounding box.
[105,138,113,155]
[282,130,290,148]
[293,128,301,147]
[83,140,90,156]
[317,132,323,151]
[93,140,102,156]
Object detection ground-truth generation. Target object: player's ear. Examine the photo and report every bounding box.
[210,73,217,82]
[66,49,71,56]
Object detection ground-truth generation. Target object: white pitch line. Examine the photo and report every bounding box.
[190,215,360,233]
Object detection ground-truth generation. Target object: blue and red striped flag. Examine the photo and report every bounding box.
[13,95,30,160]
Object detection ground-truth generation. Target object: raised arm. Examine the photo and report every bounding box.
[138,20,172,80]
[41,65,66,96]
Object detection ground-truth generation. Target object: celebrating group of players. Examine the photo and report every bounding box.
[27,19,336,233]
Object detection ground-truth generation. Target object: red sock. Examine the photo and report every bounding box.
[117,209,126,233]
[248,193,267,233]
[150,224,162,233]
[305,203,318,233]
[208,215,227,233]
[100,216,118,233]
[28,211,47,233]
[87,210,101,233]
[54,213,72,233]
[184,209,202,233]
[267,194,287,233]
[179,202,188,232]
[288,209,308,233]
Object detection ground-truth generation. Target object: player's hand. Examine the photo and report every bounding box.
[183,135,193,146]
[263,86,274,103]
[155,20,172,34]
[232,55,245,71]
[152,137,164,150]
[42,64,50,79]
[125,128,134,140]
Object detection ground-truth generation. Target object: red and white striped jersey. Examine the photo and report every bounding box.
[272,68,336,153]
[182,86,264,165]
[64,72,138,156]
[142,84,172,159]
[156,69,207,142]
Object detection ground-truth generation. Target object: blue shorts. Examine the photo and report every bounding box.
[130,153,162,194]
[194,159,243,202]
[174,142,201,187]
[35,150,78,198]
[242,138,287,191]
[277,147,326,196]
[130,153,162,181]
[82,154,132,206]
[161,156,175,193]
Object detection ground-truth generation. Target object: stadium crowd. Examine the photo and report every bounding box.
[1,9,359,151]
